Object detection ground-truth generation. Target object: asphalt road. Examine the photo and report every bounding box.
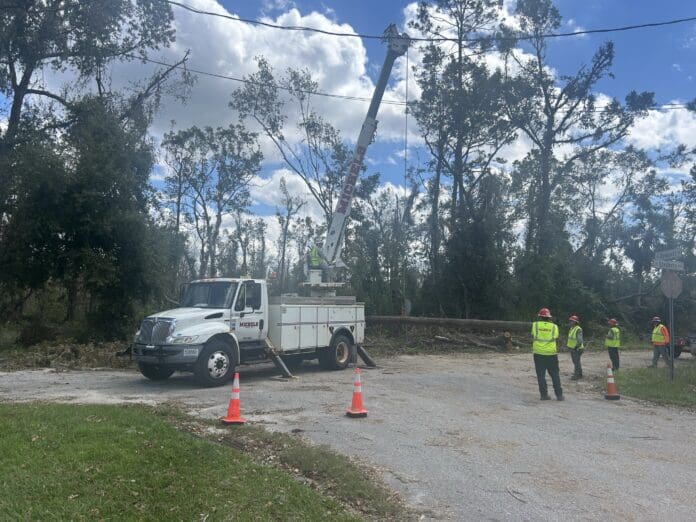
[2,350,695,521]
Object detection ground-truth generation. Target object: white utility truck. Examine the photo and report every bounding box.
[132,278,365,385]
[131,25,409,385]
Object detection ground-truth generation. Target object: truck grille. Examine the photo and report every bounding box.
[137,318,175,345]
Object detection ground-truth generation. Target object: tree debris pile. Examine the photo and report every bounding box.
[0,342,133,371]
[365,323,528,357]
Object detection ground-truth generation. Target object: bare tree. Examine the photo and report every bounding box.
[276,177,306,291]
[231,58,351,227]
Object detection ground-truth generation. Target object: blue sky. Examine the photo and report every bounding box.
[214,0,696,193]
[226,0,696,103]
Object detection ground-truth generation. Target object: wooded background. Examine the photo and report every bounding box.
[2,0,695,345]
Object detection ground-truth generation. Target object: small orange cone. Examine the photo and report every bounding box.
[346,368,368,418]
[604,363,620,400]
[221,373,246,424]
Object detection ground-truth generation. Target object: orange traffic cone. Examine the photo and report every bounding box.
[604,363,620,401]
[221,373,246,424]
[346,367,368,418]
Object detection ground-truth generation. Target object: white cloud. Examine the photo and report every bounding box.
[626,103,696,150]
[500,0,522,31]
[34,0,409,157]
[498,133,533,164]
[249,168,325,222]
[682,23,696,49]
[261,0,297,15]
[564,18,587,38]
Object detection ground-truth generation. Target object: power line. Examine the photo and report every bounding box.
[130,54,408,106]
[166,0,696,44]
[133,54,694,114]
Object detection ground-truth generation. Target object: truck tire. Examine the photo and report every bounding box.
[674,347,682,359]
[194,339,236,387]
[138,362,175,381]
[319,333,352,371]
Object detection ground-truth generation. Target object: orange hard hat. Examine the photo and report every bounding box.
[568,315,579,323]
[608,318,618,326]
[651,316,661,322]
[537,308,552,318]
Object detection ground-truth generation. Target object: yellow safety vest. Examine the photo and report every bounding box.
[567,325,583,349]
[605,326,621,348]
[309,246,321,268]
[652,324,668,346]
[532,321,559,355]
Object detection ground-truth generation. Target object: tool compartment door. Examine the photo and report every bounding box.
[355,306,365,343]
[317,307,330,347]
[299,306,318,349]
[279,305,300,350]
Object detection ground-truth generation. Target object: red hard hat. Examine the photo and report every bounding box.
[568,315,579,323]
[608,318,618,326]
[537,307,552,318]
[651,316,661,322]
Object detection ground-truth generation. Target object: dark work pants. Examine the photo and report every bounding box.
[608,347,620,371]
[533,354,562,398]
[651,346,671,366]
[570,348,583,377]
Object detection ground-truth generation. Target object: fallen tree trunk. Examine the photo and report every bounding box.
[367,315,531,333]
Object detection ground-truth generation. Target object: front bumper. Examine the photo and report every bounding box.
[132,343,203,364]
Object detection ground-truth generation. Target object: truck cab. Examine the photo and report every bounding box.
[133,278,265,386]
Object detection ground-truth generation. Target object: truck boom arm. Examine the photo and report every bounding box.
[320,24,410,269]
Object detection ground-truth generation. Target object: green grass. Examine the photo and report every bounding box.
[615,362,696,408]
[209,424,407,520]
[0,403,355,521]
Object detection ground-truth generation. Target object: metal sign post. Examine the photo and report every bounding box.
[669,297,675,380]
[660,269,683,381]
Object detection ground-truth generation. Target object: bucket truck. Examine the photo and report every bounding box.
[131,25,410,385]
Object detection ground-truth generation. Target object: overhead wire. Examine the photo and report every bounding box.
[165,0,696,43]
[115,2,696,116]
[132,54,693,115]
[129,54,409,106]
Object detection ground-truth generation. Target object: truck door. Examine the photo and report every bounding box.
[232,281,265,342]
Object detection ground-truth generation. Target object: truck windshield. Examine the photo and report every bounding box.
[180,282,237,309]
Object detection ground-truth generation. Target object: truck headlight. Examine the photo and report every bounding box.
[170,335,199,345]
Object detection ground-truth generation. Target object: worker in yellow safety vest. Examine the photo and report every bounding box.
[531,308,563,401]
[567,315,584,380]
[308,245,322,269]
[649,316,671,367]
[605,318,621,371]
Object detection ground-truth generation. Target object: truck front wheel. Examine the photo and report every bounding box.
[138,362,175,381]
[319,334,352,370]
[194,339,236,387]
